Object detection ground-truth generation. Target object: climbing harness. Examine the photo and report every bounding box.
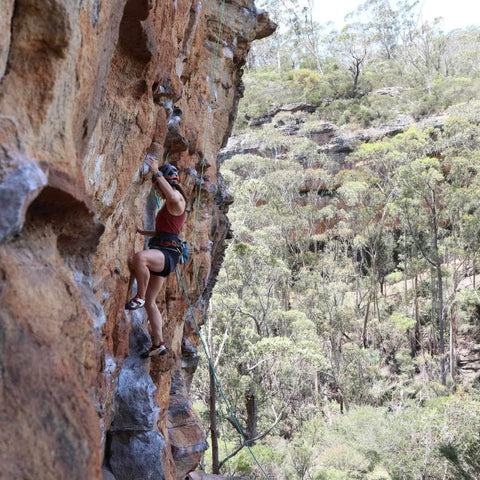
[148,233,188,263]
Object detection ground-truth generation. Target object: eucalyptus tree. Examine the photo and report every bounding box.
[336,172,396,346]
[285,0,326,72]
[347,128,431,345]
[353,0,400,60]
[291,237,359,411]
[252,0,326,72]
[442,27,480,77]
[393,157,448,383]
[436,118,480,378]
[326,22,371,92]
[406,20,447,92]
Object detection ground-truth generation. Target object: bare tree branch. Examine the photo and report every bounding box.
[219,409,285,470]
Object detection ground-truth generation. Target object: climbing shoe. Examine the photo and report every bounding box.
[141,343,168,359]
[125,295,145,310]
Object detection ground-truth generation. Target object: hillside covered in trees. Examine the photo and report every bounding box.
[191,1,480,478]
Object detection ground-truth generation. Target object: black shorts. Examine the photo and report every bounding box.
[149,247,180,277]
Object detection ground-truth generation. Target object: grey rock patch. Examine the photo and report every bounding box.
[0,158,47,243]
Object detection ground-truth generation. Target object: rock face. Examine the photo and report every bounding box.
[0,2,275,480]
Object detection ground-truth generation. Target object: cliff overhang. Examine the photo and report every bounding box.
[0,1,275,479]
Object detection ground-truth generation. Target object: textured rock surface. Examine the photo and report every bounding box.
[0,1,275,479]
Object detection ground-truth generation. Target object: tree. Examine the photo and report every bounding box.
[393,156,453,385]
[394,1,447,92]
[252,0,326,72]
[192,33,480,473]
[356,0,400,60]
[287,0,326,72]
[326,20,371,92]
[442,27,480,77]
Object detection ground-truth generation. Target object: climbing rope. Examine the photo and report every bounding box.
[176,267,272,480]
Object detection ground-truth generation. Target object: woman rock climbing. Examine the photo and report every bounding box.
[125,158,187,358]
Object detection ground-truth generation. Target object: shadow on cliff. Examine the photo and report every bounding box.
[26,186,105,274]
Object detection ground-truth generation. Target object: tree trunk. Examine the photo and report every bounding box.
[353,61,360,88]
[276,36,282,73]
[210,365,219,473]
[245,388,258,444]
[437,262,446,385]
[432,194,446,385]
[362,291,372,348]
[473,259,476,290]
[209,320,219,473]
[426,73,432,94]
[404,230,409,314]
[414,273,421,356]
[450,314,455,382]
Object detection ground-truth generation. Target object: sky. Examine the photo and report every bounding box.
[312,0,480,32]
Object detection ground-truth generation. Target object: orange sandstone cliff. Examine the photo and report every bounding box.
[0,1,275,479]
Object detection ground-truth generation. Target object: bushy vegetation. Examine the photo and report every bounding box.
[236,70,480,132]
[192,1,480,478]
[234,0,480,133]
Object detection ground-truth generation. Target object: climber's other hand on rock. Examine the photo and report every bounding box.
[144,154,159,174]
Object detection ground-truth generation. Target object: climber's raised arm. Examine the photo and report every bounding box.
[145,157,186,216]
[151,169,185,215]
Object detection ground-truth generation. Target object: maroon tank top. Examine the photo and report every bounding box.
[155,206,186,234]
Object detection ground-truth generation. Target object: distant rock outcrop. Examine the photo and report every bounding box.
[221,108,448,166]
[248,102,317,126]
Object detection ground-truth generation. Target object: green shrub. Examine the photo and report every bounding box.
[385,271,404,284]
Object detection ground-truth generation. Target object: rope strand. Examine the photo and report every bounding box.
[177,268,272,479]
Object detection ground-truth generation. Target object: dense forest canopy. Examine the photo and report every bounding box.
[192,1,480,478]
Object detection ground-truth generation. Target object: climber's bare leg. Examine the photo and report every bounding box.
[133,249,165,299]
[145,274,166,345]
